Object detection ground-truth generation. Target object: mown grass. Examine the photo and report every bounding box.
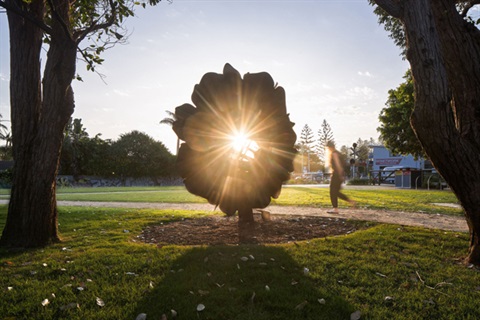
[55,186,207,204]
[40,185,462,216]
[272,187,461,215]
[0,205,478,319]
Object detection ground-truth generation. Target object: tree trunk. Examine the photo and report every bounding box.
[378,0,480,264]
[429,0,480,264]
[0,0,76,247]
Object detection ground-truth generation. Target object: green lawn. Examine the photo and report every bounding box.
[272,187,461,215]
[37,185,462,216]
[56,186,207,204]
[0,206,478,319]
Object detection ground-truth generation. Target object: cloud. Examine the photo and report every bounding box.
[113,89,130,97]
[345,86,377,100]
[358,71,373,77]
[271,60,284,67]
[289,81,326,94]
[0,73,8,82]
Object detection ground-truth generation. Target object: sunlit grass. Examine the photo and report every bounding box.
[55,187,207,203]
[57,186,184,193]
[22,185,463,216]
[0,206,478,319]
[273,187,461,215]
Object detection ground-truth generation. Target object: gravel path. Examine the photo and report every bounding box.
[52,200,468,233]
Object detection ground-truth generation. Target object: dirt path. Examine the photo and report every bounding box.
[54,200,468,233]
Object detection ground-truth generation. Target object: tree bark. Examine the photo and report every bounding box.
[375,0,480,263]
[0,0,76,247]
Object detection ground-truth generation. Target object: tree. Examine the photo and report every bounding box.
[60,118,111,178]
[299,124,315,172]
[352,138,372,177]
[62,118,90,180]
[377,70,424,158]
[338,144,350,176]
[372,0,480,264]
[82,135,113,177]
[0,0,162,248]
[110,130,175,184]
[0,114,12,160]
[0,114,9,140]
[317,119,334,164]
[160,110,180,155]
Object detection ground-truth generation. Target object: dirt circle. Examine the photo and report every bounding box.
[138,213,373,246]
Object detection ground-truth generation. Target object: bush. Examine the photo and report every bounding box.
[0,168,13,188]
[347,178,370,185]
[285,178,320,185]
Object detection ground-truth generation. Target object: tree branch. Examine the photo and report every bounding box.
[46,0,74,41]
[461,0,480,17]
[73,0,117,44]
[0,0,52,34]
[373,0,402,19]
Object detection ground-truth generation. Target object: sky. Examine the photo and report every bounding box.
[0,0,409,154]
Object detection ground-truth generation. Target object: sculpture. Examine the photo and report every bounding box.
[173,63,297,225]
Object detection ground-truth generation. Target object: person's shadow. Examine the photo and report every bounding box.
[131,245,354,319]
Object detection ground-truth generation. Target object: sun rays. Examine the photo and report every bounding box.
[172,63,297,222]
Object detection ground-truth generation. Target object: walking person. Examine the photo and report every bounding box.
[326,140,356,213]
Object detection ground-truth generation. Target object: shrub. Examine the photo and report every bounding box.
[347,178,370,185]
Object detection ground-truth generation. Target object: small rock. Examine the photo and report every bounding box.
[135,313,147,320]
[351,310,361,320]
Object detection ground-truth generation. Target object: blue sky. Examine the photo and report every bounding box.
[0,0,409,154]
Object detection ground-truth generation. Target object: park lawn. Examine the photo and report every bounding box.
[0,206,479,320]
[272,187,462,215]
[49,186,462,216]
[55,186,207,204]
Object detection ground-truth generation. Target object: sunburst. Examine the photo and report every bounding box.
[172,63,297,224]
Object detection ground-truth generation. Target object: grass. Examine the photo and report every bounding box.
[0,203,479,319]
[272,187,461,215]
[44,185,462,216]
[55,186,207,204]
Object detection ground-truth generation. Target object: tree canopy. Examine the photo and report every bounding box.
[377,70,424,158]
[110,130,175,182]
[317,119,334,164]
[299,124,315,149]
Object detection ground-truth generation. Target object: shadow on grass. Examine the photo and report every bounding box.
[130,245,354,320]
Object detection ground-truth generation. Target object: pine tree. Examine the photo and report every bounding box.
[317,119,334,163]
[299,124,315,172]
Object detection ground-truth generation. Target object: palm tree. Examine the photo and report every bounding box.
[160,110,180,155]
[0,114,12,160]
[0,114,9,139]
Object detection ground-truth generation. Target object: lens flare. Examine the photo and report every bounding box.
[229,131,258,159]
[230,132,249,152]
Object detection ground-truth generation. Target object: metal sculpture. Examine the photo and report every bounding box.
[173,64,297,224]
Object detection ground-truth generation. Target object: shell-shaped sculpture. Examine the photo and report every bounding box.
[173,64,297,216]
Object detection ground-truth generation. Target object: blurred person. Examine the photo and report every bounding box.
[326,141,356,213]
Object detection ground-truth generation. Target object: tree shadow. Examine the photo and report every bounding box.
[130,245,354,320]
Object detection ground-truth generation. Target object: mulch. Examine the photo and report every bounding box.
[138,213,373,246]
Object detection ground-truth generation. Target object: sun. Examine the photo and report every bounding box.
[230,132,249,152]
[229,131,258,159]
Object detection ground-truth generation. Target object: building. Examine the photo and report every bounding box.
[369,145,426,171]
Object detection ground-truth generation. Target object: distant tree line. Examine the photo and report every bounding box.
[59,118,176,184]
